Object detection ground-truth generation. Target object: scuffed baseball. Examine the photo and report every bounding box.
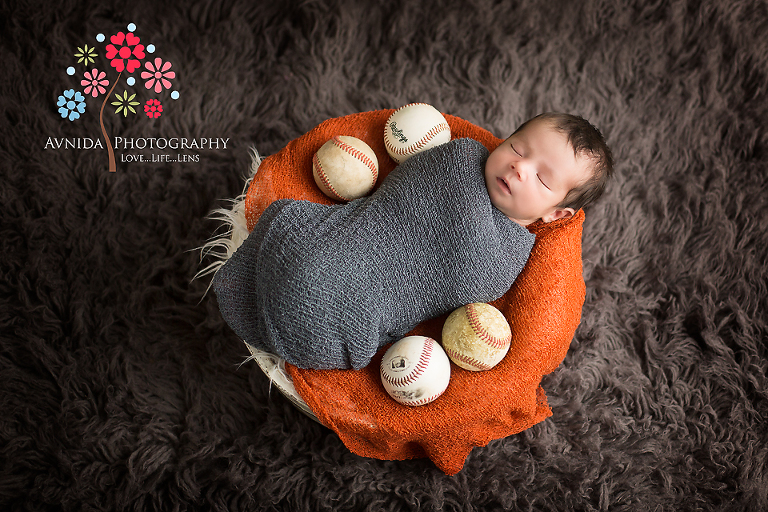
[312,135,379,202]
[441,303,512,371]
[383,103,451,164]
[380,336,451,406]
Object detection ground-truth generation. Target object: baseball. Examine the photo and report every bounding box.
[441,303,512,371]
[383,103,451,164]
[312,135,379,202]
[380,336,451,406]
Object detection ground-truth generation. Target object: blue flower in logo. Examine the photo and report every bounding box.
[57,89,86,121]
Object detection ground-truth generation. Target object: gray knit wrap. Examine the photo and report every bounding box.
[212,138,535,370]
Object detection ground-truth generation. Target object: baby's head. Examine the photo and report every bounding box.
[484,113,613,226]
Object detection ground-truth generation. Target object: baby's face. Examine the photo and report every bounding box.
[484,119,591,226]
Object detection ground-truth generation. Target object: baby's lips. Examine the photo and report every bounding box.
[497,177,512,195]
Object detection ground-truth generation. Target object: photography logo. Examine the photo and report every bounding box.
[50,22,197,172]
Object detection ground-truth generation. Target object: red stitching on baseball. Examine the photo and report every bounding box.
[313,152,349,202]
[465,303,510,350]
[406,389,446,407]
[385,122,450,158]
[381,338,435,388]
[445,347,493,371]
[332,136,378,186]
[384,103,450,161]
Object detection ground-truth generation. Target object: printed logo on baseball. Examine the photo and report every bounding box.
[441,303,512,371]
[380,336,451,406]
[383,103,451,164]
[312,135,379,202]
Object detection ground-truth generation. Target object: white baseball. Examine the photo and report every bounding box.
[380,336,451,406]
[312,135,379,202]
[383,103,451,164]
[441,303,512,371]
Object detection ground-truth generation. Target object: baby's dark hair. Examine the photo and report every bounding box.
[514,112,613,211]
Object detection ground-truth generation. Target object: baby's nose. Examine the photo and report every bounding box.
[514,161,533,181]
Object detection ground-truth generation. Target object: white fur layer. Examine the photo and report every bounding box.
[195,148,320,424]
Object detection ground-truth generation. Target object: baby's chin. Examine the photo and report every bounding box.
[487,196,521,224]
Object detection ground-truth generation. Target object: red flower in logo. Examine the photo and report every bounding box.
[105,32,145,73]
[144,99,163,118]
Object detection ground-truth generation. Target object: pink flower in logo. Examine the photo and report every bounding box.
[144,99,163,118]
[141,58,175,93]
[81,69,109,97]
[105,31,145,73]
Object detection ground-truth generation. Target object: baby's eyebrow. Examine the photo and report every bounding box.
[541,165,560,190]
[535,155,562,190]
[510,136,526,151]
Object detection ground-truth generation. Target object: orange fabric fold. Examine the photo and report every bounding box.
[243,110,585,475]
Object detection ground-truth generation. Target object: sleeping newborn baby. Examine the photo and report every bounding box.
[212,113,612,370]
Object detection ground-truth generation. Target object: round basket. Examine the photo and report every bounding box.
[245,342,322,424]
[197,149,322,425]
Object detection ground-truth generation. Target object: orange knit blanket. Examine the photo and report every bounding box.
[243,110,585,475]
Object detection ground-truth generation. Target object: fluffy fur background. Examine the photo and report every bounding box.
[2,0,767,510]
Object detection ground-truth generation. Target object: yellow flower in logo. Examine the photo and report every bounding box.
[74,44,98,66]
[111,90,140,117]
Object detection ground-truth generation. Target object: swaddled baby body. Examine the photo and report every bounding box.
[213,112,614,370]
[213,138,534,369]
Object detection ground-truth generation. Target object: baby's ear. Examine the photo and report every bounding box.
[542,207,575,223]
